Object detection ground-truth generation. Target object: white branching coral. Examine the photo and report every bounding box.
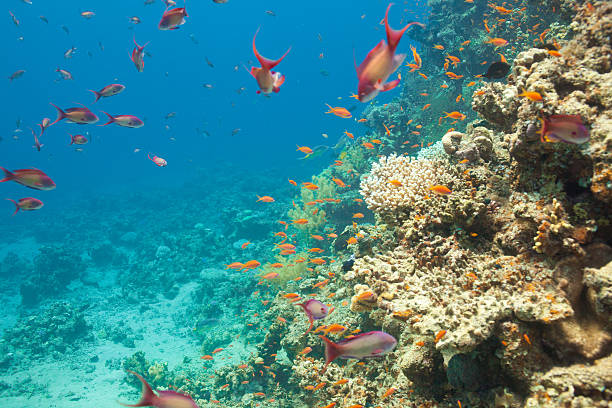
[360,154,451,213]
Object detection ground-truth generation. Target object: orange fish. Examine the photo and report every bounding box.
[444,111,466,120]
[241,241,251,249]
[388,179,402,187]
[418,72,428,80]
[333,379,348,386]
[485,37,509,47]
[518,89,543,101]
[344,130,355,139]
[429,185,452,195]
[225,262,244,270]
[249,28,291,94]
[257,195,275,203]
[300,347,312,355]
[288,179,297,186]
[422,103,431,110]
[262,272,279,280]
[297,145,313,155]
[433,44,444,50]
[332,178,346,187]
[381,387,396,399]
[325,104,352,118]
[434,330,447,343]
[352,213,364,218]
[362,142,375,149]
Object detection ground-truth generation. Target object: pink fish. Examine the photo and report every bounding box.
[158,7,188,30]
[31,128,43,151]
[100,112,144,128]
[131,37,149,72]
[38,118,51,136]
[69,134,88,145]
[319,331,397,373]
[89,84,125,103]
[249,28,291,94]
[296,299,329,333]
[119,370,199,408]
[356,4,424,102]
[6,197,43,216]
[539,115,589,144]
[0,167,56,191]
[148,153,167,167]
[50,103,99,126]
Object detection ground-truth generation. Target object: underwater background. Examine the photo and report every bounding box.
[1,0,611,407]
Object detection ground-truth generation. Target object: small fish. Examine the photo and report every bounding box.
[129,16,141,24]
[9,11,20,27]
[119,370,199,408]
[40,16,48,23]
[538,115,589,144]
[444,111,466,120]
[148,153,167,167]
[434,330,447,343]
[6,197,43,215]
[265,10,276,16]
[69,134,88,145]
[518,89,543,101]
[131,36,149,72]
[61,25,70,34]
[381,387,396,399]
[325,104,351,118]
[485,37,509,47]
[158,6,188,30]
[231,128,240,136]
[249,28,290,94]
[8,70,25,81]
[50,103,98,125]
[429,185,452,195]
[319,331,397,373]
[89,83,125,102]
[56,68,73,80]
[296,299,329,333]
[81,11,95,19]
[0,168,56,190]
[256,195,275,203]
[100,112,144,128]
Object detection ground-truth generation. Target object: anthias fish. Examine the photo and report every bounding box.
[119,370,199,408]
[50,103,99,125]
[356,4,424,102]
[249,28,291,94]
[0,167,56,191]
[101,112,144,128]
[158,7,188,30]
[6,197,43,215]
[131,37,149,72]
[89,84,125,102]
[539,115,589,144]
[319,331,397,373]
[296,299,329,333]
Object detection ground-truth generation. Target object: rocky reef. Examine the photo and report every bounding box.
[204,2,612,408]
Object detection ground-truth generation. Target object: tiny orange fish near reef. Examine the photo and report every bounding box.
[382,387,397,399]
[434,330,447,343]
[257,195,275,202]
[519,89,543,101]
[485,37,509,47]
[429,185,452,195]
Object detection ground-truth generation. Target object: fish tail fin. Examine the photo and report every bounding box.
[319,335,341,374]
[118,371,156,407]
[5,199,18,216]
[384,4,424,53]
[0,167,15,184]
[253,27,290,70]
[49,103,66,126]
[100,111,115,126]
[88,89,101,103]
[69,134,74,145]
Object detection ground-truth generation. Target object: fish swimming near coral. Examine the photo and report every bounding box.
[319,331,397,373]
[296,298,329,333]
[355,4,424,102]
[538,115,589,144]
[298,145,329,160]
[483,61,510,79]
[119,370,199,408]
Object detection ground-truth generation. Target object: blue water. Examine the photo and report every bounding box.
[1,0,429,406]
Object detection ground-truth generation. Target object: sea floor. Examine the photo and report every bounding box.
[0,238,214,408]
